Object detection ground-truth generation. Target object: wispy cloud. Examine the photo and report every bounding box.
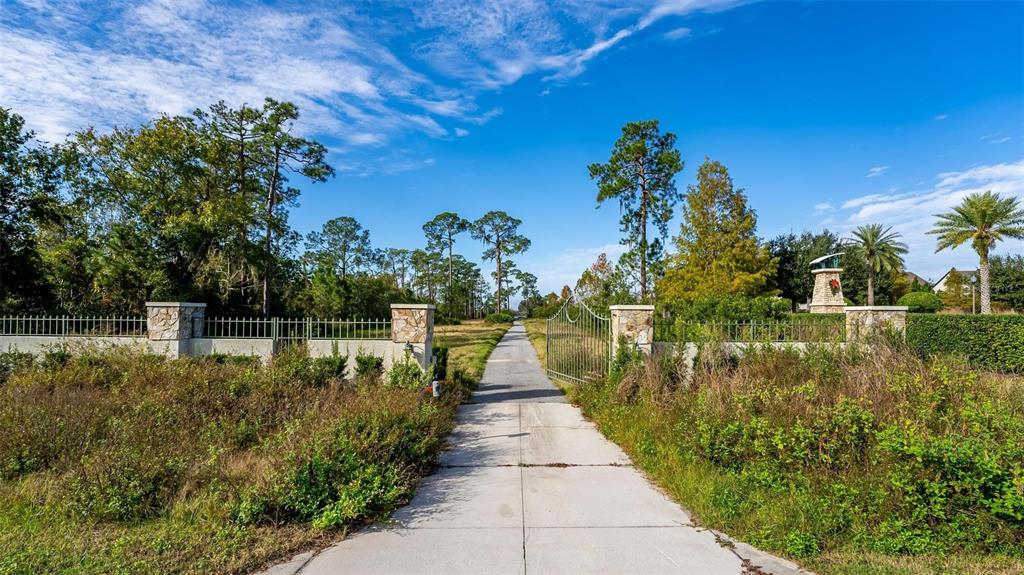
[836,160,1024,278]
[934,114,948,120]
[664,27,692,40]
[866,165,889,178]
[813,202,834,215]
[1,0,745,174]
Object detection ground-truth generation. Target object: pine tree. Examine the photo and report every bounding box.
[658,158,777,301]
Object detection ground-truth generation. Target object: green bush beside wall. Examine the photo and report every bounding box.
[907,314,1024,373]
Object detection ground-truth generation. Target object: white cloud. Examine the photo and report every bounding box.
[664,27,692,40]
[410,0,739,86]
[835,160,1024,279]
[866,165,888,178]
[1,0,748,172]
[934,114,947,120]
[813,202,834,215]
[454,127,470,137]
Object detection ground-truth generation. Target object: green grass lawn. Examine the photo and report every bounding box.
[0,324,509,575]
[520,320,1024,575]
[522,318,547,367]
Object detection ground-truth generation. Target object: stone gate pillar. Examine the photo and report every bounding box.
[146,302,206,359]
[609,305,654,357]
[844,306,908,340]
[391,304,435,371]
[810,268,846,313]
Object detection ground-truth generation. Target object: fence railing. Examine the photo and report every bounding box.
[654,316,846,343]
[199,317,391,341]
[0,316,148,337]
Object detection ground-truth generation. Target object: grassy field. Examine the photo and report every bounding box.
[521,320,1024,575]
[522,318,547,367]
[435,320,512,384]
[0,322,509,575]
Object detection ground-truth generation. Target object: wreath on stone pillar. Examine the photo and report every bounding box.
[829,278,841,294]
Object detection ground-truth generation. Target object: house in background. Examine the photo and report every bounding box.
[903,271,930,286]
[932,268,978,293]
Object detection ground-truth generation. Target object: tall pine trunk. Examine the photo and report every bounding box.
[262,153,280,319]
[496,246,502,314]
[638,162,648,302]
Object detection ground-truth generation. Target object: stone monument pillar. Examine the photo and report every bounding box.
[609,305,655,356]
[145,302,206,359]
[391,304,435,370]
[809,253,846,313]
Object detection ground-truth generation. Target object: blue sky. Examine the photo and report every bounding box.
[2,0,1023,296]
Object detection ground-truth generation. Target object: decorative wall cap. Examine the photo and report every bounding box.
[811,268,844,274]
[390,303,436,310]
[145,302,207,307]
[844,306,908,311]
[609,305,656,311]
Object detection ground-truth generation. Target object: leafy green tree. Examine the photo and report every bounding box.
[422,212,470,315]
[659,158,777,302]
[938,268,971,310]
[768,230,842,307]
[0,108,62,312]
[990,254,1024,311]
[253,99,333,317]
[846,224,908,306]
[306,217,370,279]
[471,211,530,312]
[929,191,1024,314]
[409,248,444,303]
[385,248,412,288]
[589,120,682,301]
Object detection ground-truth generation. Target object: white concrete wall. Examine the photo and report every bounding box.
[0,335,147,355]
[190,338,278,363]
[0,335,425,378]
[653,340,849,380]
[307,339,425,378]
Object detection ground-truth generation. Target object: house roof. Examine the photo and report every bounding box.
[932,268,978,288]
[903,271,929,285]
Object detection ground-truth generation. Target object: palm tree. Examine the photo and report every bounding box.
[847,224,908,306]
[929,191,1024,314]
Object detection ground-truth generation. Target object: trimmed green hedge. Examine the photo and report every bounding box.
[897,291,943,313]
[907,314,1024,373]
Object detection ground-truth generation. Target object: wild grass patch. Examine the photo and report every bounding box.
[571,340,1024,574]
[0,345,461,574]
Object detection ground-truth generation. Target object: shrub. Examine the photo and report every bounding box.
[897,291,943,313]
[432,346,449,382]
[388,357,427,389]
[0,351,34,384]
[907,314,1024,372]
[310,354,348,386]
[484,312,514,324]
[529,303,563,318]
[571,342,1024,562]
[355,352,384,379]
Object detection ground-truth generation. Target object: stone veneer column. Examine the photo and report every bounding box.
[810,268,846,313]
[609,305,655,356]
[391,304,435,371]
[145,302,206,359]
[844,306,908,341]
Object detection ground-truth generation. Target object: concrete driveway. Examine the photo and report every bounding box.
[261,323,805,575]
